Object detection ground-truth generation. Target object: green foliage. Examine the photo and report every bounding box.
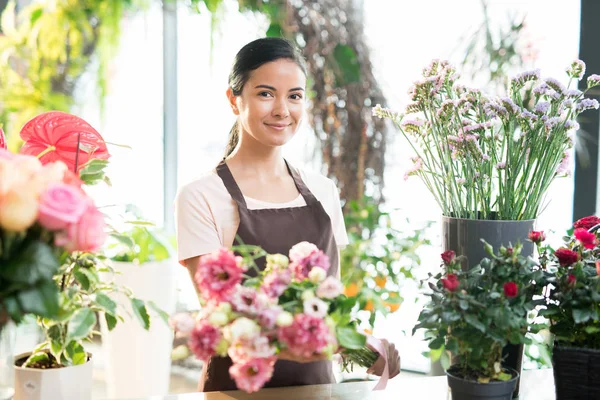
[413,242,545,382]
[537,226,600,349]
[22,252,153,368]
[0,0,141,150]
[341,196,431,328]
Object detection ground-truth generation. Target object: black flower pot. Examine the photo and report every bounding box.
[552,344,600,399]
[447,367,519,400]
[442,215,533,397]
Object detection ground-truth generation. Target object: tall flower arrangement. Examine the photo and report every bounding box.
[374,60,600,220]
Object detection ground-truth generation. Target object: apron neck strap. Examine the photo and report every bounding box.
[216,160,248,209]
[216,159,318,208]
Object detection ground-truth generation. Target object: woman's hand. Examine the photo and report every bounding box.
[366,338,401,378]
[278,349,330,363]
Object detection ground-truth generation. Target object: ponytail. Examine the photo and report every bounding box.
[223,122,240,159]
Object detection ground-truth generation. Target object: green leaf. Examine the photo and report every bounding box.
[446,337,459,353]
[465,314,486,332]
[429,336,445,350]
[331,44,361,86]
[65,341,87,365]
[573,308,592,324]
[440,348,451,370]
[94,293,117,315]
[266,23,282,38]
[1,240,59,284]
[336,327,366,350]
[16,280,60,319]
[131,298,150,330]
[148,301,169,325]
[73,270,90,291]
[459,300,469,310]
[23,352,49,368]
[105,313,117,331]
[584,326,600,334]
[67,309,96,341]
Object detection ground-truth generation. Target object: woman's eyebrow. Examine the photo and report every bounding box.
[254,84,305,92]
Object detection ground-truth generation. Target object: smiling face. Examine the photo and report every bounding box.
[228,59,307,149]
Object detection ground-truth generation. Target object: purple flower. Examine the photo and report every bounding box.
[496,162,506,169]
[566,89,582,98]
[404,157,423,181]
[577,98,600,112]
[372,104,401,121]
[564,120,580,131]
[545,78,566,95]
[401,119,425,134]
[556,152,572,176]
[457,178,466,185]
[511,69,540,86]
[566,60,586,80]
[544,117,562,131]
[534,101,551,114]
[587,74,600,89]
[533,83,549,96]
[500,97,520,114]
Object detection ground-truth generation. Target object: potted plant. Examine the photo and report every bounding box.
[373,61,600,271]
[1,111,152,400]
[413,243,544,400]
[536,216,600,399]
[99,216,175,398]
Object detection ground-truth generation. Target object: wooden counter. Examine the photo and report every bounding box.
[118,368,555,400]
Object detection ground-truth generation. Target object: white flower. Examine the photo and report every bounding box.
[308,267,327,283]
[228,317,260,341]
[494,362,501,374]
[276,311,294,327]
[208,311,229,327]
[217,302,232,314]
[303,297,329,318]
[289,241,318,262]
[266,253,289,271]
[168,313,196,334]
[316,276,344,299]
[301,290,315,301]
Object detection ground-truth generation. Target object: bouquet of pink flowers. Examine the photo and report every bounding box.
[0,112,108,326]
[178,242,379,393]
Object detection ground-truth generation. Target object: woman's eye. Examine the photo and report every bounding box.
[290,93,303,100]
[259,91,273,97]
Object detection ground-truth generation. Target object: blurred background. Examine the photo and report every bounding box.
[1,0,598,398]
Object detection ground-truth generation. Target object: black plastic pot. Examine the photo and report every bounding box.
[447,367,519,400]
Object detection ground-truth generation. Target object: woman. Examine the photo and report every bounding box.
[175,37,400,392]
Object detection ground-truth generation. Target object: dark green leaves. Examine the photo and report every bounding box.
[331,44,361,87]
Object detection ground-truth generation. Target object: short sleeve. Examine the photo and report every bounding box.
[329,181,349,248]
[174,185,221,265]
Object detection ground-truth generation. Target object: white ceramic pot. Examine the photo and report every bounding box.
[99,259,177,398]
[13,352,93,400]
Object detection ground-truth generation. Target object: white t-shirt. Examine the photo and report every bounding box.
[175,165,349,264]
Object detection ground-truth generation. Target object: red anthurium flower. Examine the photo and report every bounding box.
[503,282,518,298]
[441,250,456,266]
[19,111,109,172]
[574,228,598,249]
[573,216,600,230]
[528,230,545,244]
[554,248,579,267]
[0,127,6,149]
[441,274,459,292]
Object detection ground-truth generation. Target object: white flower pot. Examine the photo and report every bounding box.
[99,259,177,398]
[13,352,93,400]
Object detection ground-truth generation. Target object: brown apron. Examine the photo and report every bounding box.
[199,159,339,392]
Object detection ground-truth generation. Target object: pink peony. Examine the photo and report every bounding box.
[231,286,272,315]
[169,312,196,335]
[278,314,336,359]
[316,276,343,299]
[188,320,222,361]
[258,306,283,330]
[289,241,319,262]
[261,269,292,298]
[56,200,106,252]
[290,250,330,280]
[229,357,276,393]
[194,249,246,302]
[228,335,276,363]
[38,183,88,230]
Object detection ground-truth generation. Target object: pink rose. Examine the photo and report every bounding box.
[38,183,88,230]
[229,357,275,393]
[56,200,106,252]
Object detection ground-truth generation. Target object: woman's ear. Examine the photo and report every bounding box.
[226,88,239,115]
